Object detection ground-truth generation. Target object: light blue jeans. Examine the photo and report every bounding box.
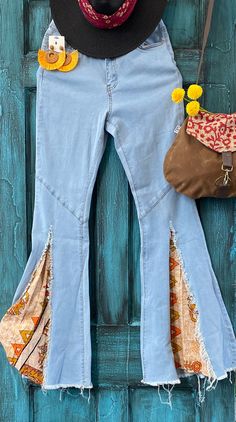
[7,19,236,392]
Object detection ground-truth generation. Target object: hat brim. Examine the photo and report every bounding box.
[50,0,168,58]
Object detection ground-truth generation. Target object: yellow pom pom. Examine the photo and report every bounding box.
[186,101,200,116]
[171,88,185,103]
[187,84,203,100]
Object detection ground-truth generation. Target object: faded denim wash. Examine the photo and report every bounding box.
[0,19,235,398]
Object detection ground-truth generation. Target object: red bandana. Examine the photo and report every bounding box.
[78,0,138,29]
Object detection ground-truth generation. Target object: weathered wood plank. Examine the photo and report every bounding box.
[90,139,129,325]
[33,386,95,422]
[91,325,194,389]
[0,0,31,419]
[129,387,197,422]
[96,389,128,421]
[129,196,141,323]
[196,377,235,422]
[197,0,236,419]
[164,0,202,49]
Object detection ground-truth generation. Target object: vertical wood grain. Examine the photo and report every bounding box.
[197,1,236,419]
[0,0,30,420]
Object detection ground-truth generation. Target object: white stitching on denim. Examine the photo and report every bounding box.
[139,185,173,220]
[105,119,144,219]
[105,119,175,220]
[36,175,83,221]
[80,222,85,386]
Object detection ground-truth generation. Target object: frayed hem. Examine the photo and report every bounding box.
[41,383,93,390]
[214,366,236,381]
[141,380,178,409]
[140,369,235,408]
[41,383,93,403]
[141,378,181,386]
[141,378,180,409]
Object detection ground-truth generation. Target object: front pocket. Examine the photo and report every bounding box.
[138,20,165,51]
[138,40,164,50]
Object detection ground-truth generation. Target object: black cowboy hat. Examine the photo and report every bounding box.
[50,0,168,59]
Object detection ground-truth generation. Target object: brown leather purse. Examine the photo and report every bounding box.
[163,0,236,199]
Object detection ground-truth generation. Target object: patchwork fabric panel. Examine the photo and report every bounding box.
[187,110,236,153]
[169,230,211,377]
[0,226,212,385]
[0,232,52,385]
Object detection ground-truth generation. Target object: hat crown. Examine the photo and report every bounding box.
[50,0,168,59]
[78,0,138,29]
[90,0,125,15]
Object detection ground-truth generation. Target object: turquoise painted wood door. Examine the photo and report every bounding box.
[0,0,235,420]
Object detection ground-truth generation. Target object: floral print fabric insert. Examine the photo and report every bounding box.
[170,230,210,377]
[0,228,210,386]
[0,237,52,385]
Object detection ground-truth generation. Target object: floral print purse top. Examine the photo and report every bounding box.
[187,111,236,153]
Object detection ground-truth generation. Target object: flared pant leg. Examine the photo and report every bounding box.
[0,17,235,391]
[105,20,236,384]
[0,51,110,389]
[33,59,111,389]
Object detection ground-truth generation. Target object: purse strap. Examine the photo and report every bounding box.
[196,0,215,84]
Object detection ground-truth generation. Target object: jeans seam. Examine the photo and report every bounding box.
[80,135,106,383]
[105,59,118,91]
[161,21,175,61]
[106,120,148,378]
[111,59,118,89]
[36,67,45,176]
[107,120,144,219]
[140,185,173,220]
[138,40,165,51]
[36,175,82,221]
[161,22,184,115]
[138,19,165,51]
[82,138,107,224]
[80,222,85,384]
[107,86,112,115]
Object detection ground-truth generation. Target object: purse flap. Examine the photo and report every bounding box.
[186,110,236,153]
